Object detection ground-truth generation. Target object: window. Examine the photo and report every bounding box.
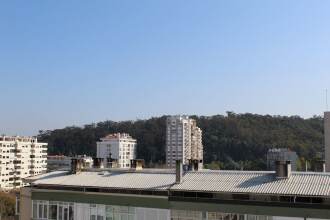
[59,203,63,220]
[38,204,42,218]
[43,203,48,219]
[31,200,48,219]
[64,206,68,220]
[69,203,74,220]
[49,202,58,220]
[33,201,38,218]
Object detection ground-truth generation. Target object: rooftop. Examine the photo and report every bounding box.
[267,148,296,153]
[100,133,136,141]
[26,169,330,197]
[0,135,40,143]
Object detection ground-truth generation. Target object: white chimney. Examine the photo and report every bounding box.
[275,161,291,178]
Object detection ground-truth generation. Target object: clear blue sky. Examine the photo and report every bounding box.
[1,1,330,135]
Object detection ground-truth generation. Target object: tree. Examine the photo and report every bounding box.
[0,192,15,217]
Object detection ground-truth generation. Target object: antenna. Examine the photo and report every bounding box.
[326,89,329,111]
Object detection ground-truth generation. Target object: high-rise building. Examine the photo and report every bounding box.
[96,133,137,168]
[166,115,203,168]
[266,148,298,171]
[0,136,47,190]
[325,112,330,172]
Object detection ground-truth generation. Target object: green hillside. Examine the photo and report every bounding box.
[38,112,324,170]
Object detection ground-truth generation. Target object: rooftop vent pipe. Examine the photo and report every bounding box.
[176,160,183,183]
[275,160,291,178]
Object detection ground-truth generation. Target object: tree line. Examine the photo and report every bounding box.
[38,112,324,170]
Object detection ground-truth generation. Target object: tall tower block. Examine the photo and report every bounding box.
[325,112,330,172]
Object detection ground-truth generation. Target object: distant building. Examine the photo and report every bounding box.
[0,136,47,190]
[47,155,71,171]
[324,112,330,172]
[267,148,298,171]
[96,133,137,168]
[47,155,93,172]
[166,116,203,168]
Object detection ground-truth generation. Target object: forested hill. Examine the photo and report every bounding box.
[38,113,324,170]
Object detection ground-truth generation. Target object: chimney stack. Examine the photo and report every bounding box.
[130,159,144,170]
[93,158,104,169]
[314,160,326,172]
[105,153,119,168]
[71,158,83,174]
[188,159,200,171]
[275,160,291,178]
[176,160,183,183]
[325,112,330,172]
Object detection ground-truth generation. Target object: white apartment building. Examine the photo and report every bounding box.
[96,133,137,168]
[0,136,47,190]
[166,116,203,168]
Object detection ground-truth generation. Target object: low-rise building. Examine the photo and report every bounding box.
[47,155,94,172]
[18,161,330,220]
[96,133,137,168]
[0,136,47,190]
[47,155,71,171]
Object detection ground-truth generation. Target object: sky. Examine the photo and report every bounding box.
[1,1,330,135]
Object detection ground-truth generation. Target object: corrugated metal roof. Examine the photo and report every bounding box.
[31,171,175,191]
[172,171,330,196]
[28,170,330,197]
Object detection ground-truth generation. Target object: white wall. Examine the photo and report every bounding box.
[97,136,136,168]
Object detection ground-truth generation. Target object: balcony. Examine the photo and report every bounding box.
[13,160,21,164]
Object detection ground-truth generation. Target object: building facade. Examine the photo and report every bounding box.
[166,116,203,168]
[0,136,47,190]
[267,148,298,171]
[96,133,137,168]
[27,199,279,220]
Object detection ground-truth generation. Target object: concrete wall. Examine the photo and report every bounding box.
[19,187,32,220]
[325,112,330,172]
